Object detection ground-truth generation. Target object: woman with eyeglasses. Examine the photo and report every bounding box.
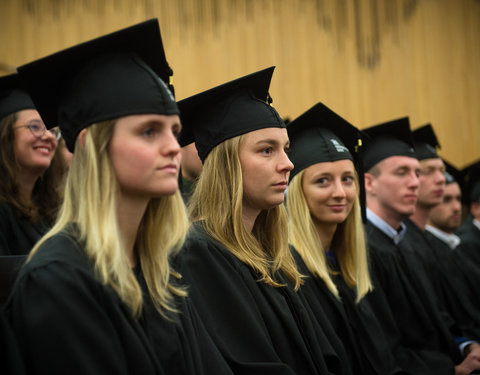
[0,73,64,256]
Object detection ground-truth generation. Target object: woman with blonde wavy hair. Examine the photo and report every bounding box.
[175,68,352,375]
[6,20,231,375]
[287,103,406,375]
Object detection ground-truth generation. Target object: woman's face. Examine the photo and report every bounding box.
[13,109,58,174]
[239,127,293,212]
[302,159,357,226]
[109,113,182,199]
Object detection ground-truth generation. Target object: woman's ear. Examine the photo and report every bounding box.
[78,128,87,150]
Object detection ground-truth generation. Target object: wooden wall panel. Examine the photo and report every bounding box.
[0,0,479,167]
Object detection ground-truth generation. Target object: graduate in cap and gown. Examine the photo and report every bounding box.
[0,74,64,256]
[5,19,232,375]
[401,125,480,344]
[363,118,480,375]
[457,160,480,265]
[423,160,480,342]
[401,124,447,266]
[425,160,463,253]
[0,309,24,375]
[286,102,406,375]
[175,68,350,375]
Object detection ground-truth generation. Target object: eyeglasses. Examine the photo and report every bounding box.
[14,121,62,141]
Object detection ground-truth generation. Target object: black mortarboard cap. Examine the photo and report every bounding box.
[177,67,284,162]
[461,160,480,204]
[0,73,36,121]
[411,124,440,160]
[362,117,416,171]
[442,159,461,185]
[17,19,178,152]
[287,102,364,181]
[287,102,368,221]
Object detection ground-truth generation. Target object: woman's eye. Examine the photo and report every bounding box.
[262,147,273,155]
[343,176,354,184]
[142,128,156,138]
[316,178,328,185]
[30,124,42,132]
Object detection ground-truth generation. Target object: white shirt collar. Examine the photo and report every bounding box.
[473,218,480,231]
[425,225,461,250]
[367,208,407,245]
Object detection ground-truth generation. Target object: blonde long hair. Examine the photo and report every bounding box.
[29,120,188,317]
[287,169,371,302]
[188,135,303,290]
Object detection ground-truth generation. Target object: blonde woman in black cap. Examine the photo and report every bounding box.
[286,103,406,375]
[0,74,64,256]
[6,20,232,375]
[176,68,352,375]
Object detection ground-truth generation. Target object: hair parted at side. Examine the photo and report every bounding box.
[188,135,303,290]
[29,119,189,318]
[0,112,64,224]
[287,169,372,302]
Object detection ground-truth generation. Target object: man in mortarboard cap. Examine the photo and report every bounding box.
[421,160,480,346]
[457,160,480,264]
[399,124,448,302]
[363,117,419,234]
[408,124,446,231]
[426,160,463,251]
[362,118,480,374]
[401,130,480,348]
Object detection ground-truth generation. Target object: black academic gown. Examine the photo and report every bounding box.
[0,202,47,255]
[457,219,480,268]
[0,309,25,375]
[402,219,480,341]
[5,229,232,375]
[424,230,455,254]
[175,223,349,375]
[291,248,406,375]
[365,220,462,375]
[424,230,480,340]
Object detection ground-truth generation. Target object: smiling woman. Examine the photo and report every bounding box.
[286,102,406,375]
[0,74,64,256]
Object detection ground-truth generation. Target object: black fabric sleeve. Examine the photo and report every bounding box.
[6,262,158,375]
